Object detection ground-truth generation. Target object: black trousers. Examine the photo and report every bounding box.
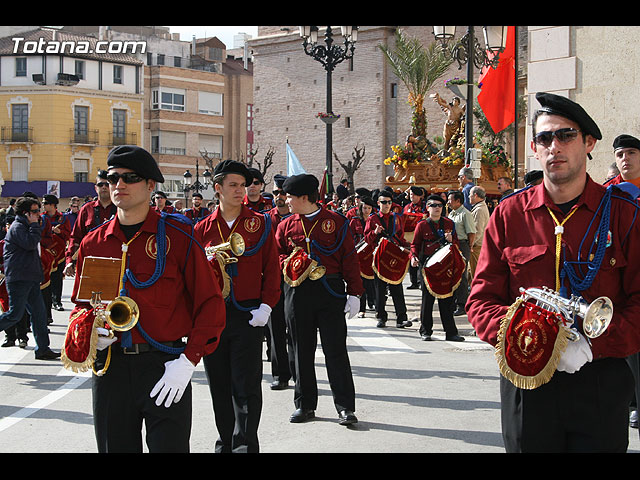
[203,301,264,453]
[268,288,294,384]
[92,348,191,453]
[374,276,407,323]
[418,276,457,338]
[284,277,355,413]
[500,357,634,452]
[358,277,376,312]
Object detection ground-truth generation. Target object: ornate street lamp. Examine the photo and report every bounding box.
[433,26,506,167]
[300,25,358,194]
[183,158,212,207]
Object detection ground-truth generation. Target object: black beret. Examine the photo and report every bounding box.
[535,92,602,140]
[213,160,253,185]
[247,167,264,184]
[361,196,377,208]
[43,194,58,205]
[524,170,543,185]
[355,187,371,197]
[273,174,288,189]
[613,134,640,151]
[22,191,38,199]
[192,192,203,199]
[107,145,164,182]
[282,174,319,196]
[426,194,445,206]
[378,189,393,199]
[153,191,167,199]
[410,186,424,196]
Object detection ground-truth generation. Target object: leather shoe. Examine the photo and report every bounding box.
[396,319,412,328]
[421,334,432,341]
[270,380,289,390]
[35,348,61,360]
[446,334,465,342]
[338,409,358,426]
[290,408,315,423]
[453,307,466,316]
[407,284,420,290]
[376,320,386,328]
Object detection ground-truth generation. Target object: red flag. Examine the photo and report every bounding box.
[477,26,516,134]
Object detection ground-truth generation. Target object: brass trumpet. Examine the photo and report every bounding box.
[90,291,139,333]
[205,232,245,264]
[518,287,613,341]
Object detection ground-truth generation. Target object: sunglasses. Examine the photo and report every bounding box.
[251,180,262,186]
[96,181,109,188]
[427,203,443,208]
[29,208,40,213]
[106,172,145,185]
[378,200,392,205]
[533,128,580,148]
[272,189,285,196]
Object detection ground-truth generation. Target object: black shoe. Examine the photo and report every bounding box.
[446,334,465,342]
[407,284,420,290]
[421,334,432,341]
[338,410,358,426]
[290,408,315,423]
[270,380,289,391]
[396,319,412,328]
[18,339,27,349]
[631,410,638,429]
[376,320,386,328]
[47,317,54,325]
[35,348,61,360]
[54,304,64,311]
[453,307,466,316]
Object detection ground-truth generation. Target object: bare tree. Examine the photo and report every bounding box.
[334,144,366,194]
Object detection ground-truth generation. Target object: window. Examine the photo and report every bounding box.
[74,106,89,142]
[157,54,165,66]
[173,56,181,67]
[113,109,126,144]
[15,57,26,77]
[113,65,122,84]
[391,83,398,98]
[11,104,29,141]
[74,158,89,182]
[11,157,28,181]
[198,92,223,115]
[152,88,185,111]
[75,60,85,80]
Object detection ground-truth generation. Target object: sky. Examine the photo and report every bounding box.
[166,26,258,48]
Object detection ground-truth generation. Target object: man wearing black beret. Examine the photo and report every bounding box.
[64,145,226,452]
[244,167,272,212]
[606,134,640,191]
[275,173,363,426]
[467,93,640,452]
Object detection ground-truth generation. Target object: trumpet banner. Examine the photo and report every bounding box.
[421,244,466,299]
[61,308,101,373]
[495,298,572,390]
[356,241,375,280]
[282,246,314,287]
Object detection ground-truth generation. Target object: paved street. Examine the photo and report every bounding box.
[1,276,639,453]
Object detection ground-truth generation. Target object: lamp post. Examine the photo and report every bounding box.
[299,26,358,194]
[183,158,212,207]
[433,26,507,167]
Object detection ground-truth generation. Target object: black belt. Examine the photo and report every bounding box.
[119,341,185,355]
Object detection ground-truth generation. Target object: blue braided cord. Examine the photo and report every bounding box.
[137,322,185,354]
[124,214,167,289]
[562,187,612,295]
[225,275,255,312]
[311,219,349,256]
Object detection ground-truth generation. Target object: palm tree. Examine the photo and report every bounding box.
[379,29,453,139]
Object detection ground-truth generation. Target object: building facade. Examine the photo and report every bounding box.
[0,28,143,206]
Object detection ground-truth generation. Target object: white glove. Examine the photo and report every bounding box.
[95,327,117,351]
[556,330,593,374]
[249,303,272,327]
[344,295,360,319]
[150,353,196,408]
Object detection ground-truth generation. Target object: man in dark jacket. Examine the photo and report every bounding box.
[0,197,59,360]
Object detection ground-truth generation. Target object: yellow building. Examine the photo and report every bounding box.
[0,28,143,206]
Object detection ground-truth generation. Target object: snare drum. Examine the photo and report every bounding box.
[421,243,466,298]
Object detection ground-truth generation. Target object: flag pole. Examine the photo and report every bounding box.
[513,26,519,189]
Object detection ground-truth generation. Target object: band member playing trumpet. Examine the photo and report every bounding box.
[275,174,363,426]
[194,159,281,453]
[66,145,226,453]
[467,93,640,452]
[364,189,412,328]
[411,195,464,342]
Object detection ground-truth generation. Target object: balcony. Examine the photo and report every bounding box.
[1,127,33,143]
[70,129,99,145]
[110,131,137,146]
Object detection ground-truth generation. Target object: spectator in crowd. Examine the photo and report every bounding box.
[457,168,475,210]
[468,185,490,279]
[447,190,476,315]
[497,176,514,202]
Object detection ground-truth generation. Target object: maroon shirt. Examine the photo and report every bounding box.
[275,206,363,296]
[364,211,409,249]
[66,200,116,264]
[411,217,458,260]
[71,208,226,364]
[195,205,281,308]
[467,175,640,360]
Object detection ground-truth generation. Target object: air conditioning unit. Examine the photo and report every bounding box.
[56,73,80,86]
[32,73,45,85]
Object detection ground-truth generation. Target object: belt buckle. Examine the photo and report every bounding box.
[123,344,141,354]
